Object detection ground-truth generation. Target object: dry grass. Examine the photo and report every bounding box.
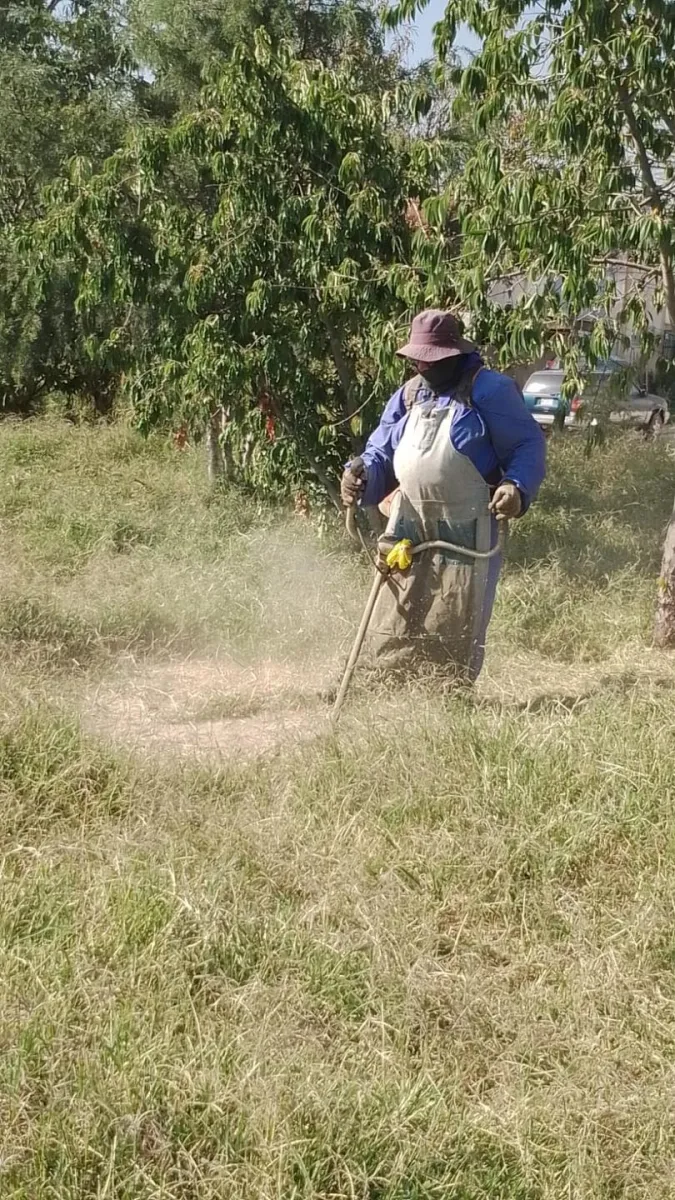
[0,418,675,1198]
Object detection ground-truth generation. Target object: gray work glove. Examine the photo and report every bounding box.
[490,481,522,520]
[341,456,367,506]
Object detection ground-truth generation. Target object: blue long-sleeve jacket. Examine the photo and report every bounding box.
[356,367,546,513]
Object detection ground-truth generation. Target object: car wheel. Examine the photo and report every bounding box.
[645,410,665,439]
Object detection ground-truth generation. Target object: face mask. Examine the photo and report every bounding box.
[418,355,470,394]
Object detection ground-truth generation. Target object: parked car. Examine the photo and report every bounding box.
[522,358,670,433]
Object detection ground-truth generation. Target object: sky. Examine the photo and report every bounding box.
[397,0,482,65]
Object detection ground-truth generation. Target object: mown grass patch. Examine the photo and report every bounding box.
[0,419,674,1196]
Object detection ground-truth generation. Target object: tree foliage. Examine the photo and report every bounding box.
[38,31,462,492]
[382,0,675,396]
[0,0,141,408]
[129,0,402,111]
[1,0,416,415]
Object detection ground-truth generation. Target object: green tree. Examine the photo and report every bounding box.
[128,0,403,114]
[1,0,413,414]
[0,0,139,409]
[38,32,456,498]
[385,0,675,644]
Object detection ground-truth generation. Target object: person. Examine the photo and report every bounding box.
[340,309,546,681]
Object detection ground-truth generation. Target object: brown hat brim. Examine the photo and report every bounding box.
[396,336,476,361]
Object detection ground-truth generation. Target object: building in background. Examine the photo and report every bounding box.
[488,260,675,372]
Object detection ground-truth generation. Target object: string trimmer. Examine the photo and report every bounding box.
[331,506,508,721]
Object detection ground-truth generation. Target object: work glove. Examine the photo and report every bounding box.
[341,456,367,506]
[490,481,522,520]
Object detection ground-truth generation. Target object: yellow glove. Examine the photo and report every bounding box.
[385,539,414,571]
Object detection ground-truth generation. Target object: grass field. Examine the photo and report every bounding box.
[1,418,675,1198]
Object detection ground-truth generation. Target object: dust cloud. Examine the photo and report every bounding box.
[77,519,369,761]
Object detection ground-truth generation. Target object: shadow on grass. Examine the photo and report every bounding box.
[479,668,675,718]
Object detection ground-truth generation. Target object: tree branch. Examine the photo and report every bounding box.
[649,96,675,147]
[320,309,362,453]
[302,450,342,513]
[618,84,675,330]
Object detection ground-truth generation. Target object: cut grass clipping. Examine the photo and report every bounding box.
[0,418,674,1198]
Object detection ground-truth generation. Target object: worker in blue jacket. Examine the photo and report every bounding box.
[340,309,546,680]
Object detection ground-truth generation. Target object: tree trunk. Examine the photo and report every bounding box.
[656,500,675,647]
[321,310,362,455]
[320,311,384,533]
[617,89,675,646]
[302,450,342,513]
[206,405,234,485]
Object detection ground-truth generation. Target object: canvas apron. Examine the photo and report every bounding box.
[367,397,492,678]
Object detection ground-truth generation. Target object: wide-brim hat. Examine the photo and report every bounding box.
[397,308,476,361]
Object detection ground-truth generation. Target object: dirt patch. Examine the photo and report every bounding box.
[80,656,332,761]
[75,641,675,764]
